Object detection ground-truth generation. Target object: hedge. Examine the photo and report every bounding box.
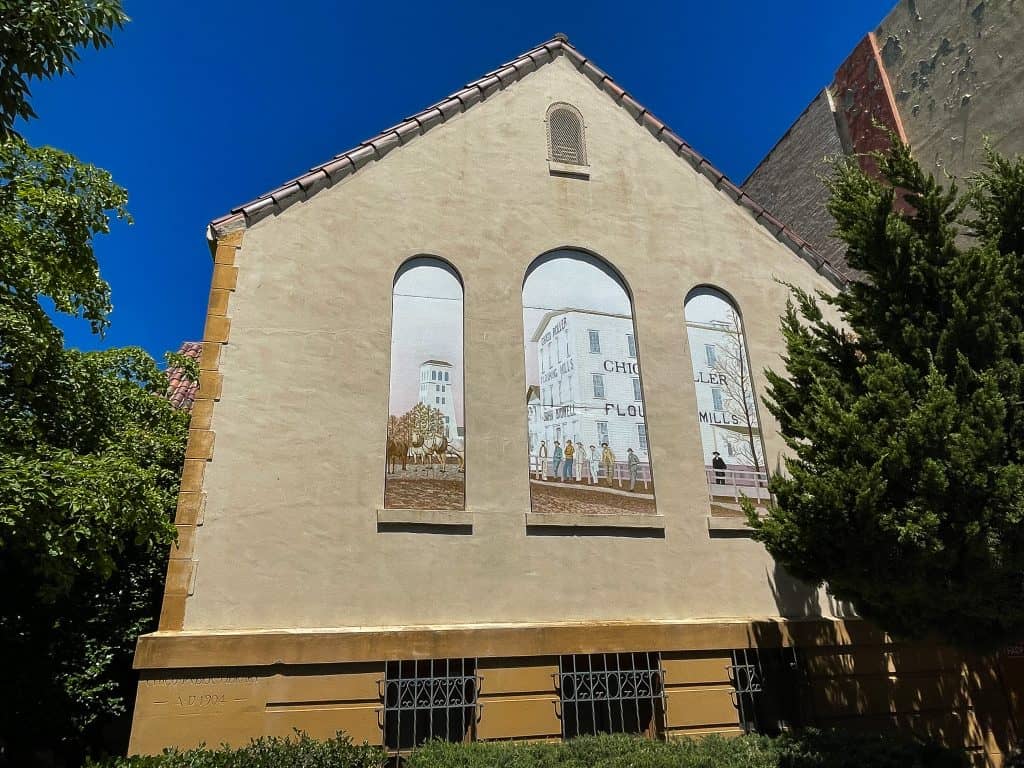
[89,729,966,768]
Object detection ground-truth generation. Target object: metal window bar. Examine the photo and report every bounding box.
[728,648,764,734]
[377,658,482,760]
[555,652,665,739]
[728,647,802,735]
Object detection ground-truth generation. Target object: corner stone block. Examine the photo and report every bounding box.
[203,315,231,344]
[164,558,195,596]
[185,429,215,460]
[214,243,237,265]
[157,594,187,631]
[175,491,206,526]
[196,370,223,400]
[207,288,231,317]
[190,398,215,430]
[210,263,239,292]
[180,458,207,493]
[198,342,221,371]
[170,525,196,560]
[216,229,244,247]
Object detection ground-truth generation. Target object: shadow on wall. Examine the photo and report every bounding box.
[748,595,1020,762]
[767,562,858,620]
[767,562,823,619]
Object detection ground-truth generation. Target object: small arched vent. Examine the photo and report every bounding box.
[546,103,587,166]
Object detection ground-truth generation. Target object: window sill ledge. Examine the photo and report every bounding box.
[707,514,755,537]
[377,509,473,529]
[526,512,664,530]
[548,161,590,179]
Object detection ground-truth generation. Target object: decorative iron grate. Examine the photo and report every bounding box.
[556,652,665,739]
[728,647,802,735]
[548,106,586,166]
[377,659,481,755]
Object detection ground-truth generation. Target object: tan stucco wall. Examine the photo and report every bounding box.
[184,56,840,632]
[876,0,1024,180]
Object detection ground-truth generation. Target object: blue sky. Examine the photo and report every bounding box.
[22,0,894,359]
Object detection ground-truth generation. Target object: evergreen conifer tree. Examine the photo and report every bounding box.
[751,140,1024,648]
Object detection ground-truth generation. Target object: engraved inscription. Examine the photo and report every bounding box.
[154,676,259,686]
[177,693,225,708]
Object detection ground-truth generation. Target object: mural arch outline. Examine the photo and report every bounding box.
[522,248,656,515]
[385,255,466,510]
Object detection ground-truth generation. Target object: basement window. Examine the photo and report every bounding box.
[379,659,480,754]
[556,652,665,738]
[728,648,803,735]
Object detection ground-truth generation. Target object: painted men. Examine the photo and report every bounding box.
[627,447,641,491]
[600,443,616,487]
[712,451,727,485]
[574,442,587,481]
[536,440,548,480]
[562,440,575,482]
[552,441,562,478]
[588,445,599,484]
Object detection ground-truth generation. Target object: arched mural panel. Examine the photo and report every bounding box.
[523,250,657,515]
[385,257,465,510]
[683,287,769,506]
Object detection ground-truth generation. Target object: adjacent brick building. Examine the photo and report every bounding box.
[744,0,1024,279]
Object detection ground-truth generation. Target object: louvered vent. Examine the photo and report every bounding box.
[547,104,586,166]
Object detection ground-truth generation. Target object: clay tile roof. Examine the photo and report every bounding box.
[166,341,202,411]
[210,35,844,289]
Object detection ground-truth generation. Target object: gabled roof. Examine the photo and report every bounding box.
[530,308,632,342]
[210,35,844,289]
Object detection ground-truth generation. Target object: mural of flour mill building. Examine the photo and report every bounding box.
[129,34,1023,764]
[529,309,648,466]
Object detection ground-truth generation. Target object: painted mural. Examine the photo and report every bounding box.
[523,251,657,515]
[385,258,465,510]
[683,287,769,504]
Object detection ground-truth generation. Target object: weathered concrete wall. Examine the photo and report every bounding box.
[744,0,1023,277]
[742,90,849,277]
[877,0,1024,181]
[182,56,840,632]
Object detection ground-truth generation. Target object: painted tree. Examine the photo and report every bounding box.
[750,139,1024,648]
[407,401,445,439]
[711,309,764,472]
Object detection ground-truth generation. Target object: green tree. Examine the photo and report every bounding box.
[0,0,127,139]
[0,139,189,760]
[750,140,1024,648]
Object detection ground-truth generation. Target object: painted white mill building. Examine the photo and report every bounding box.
[527,310,650,466]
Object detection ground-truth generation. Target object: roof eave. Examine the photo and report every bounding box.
[206,36,846,289]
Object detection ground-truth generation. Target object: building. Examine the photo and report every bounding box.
[529,309,648,470]
[130,34,1021,765]
[743,0,1024,279]
[418,359,458,438]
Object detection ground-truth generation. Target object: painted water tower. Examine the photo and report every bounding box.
[418,359,457,438]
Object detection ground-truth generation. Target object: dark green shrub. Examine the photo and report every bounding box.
[406,731,963,768]
[773,729,966,768]
[88,729,966,768]
[86,731,387,768]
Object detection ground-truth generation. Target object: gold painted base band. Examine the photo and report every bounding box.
[128,617,1023,766]
[134,617,883,670]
